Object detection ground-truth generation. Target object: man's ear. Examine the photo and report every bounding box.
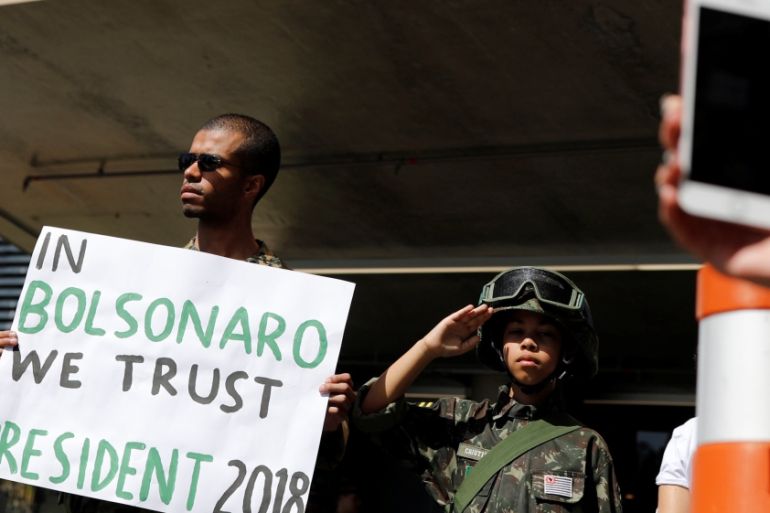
[244,174,266,202]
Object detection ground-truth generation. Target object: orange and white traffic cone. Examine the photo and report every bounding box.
[692,265,770,512]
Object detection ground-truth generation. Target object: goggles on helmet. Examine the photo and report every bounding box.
[479,267,585,310]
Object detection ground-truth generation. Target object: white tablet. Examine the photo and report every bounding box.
[679,0,770,229]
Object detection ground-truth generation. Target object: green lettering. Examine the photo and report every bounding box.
[50,432,75,484]
[140,448,178,505]
[115,293,142,339]
[18,280,52,334]
[293,320,328,369]
[84,290,106,336]
[91,439,118,492]
[0,421,21,474]
[257,312,285,361]
[55,287,87,333]
[177,301,218,348]
[20,428,47,480]
[219,307,252,354]
[184,452,213,511]
[116,441,146,500]
[145,298,175,342]
[77,438,90,490]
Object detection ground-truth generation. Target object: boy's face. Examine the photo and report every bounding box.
[501,310,563,386]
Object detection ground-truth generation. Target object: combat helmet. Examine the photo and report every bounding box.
[477,267,599,383]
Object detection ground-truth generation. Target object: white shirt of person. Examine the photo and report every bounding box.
[656,417,698,489]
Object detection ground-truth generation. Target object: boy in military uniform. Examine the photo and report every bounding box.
[354,267,622,513]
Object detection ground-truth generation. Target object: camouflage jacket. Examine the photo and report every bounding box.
[353,381,623,513]
[183,236,287,268]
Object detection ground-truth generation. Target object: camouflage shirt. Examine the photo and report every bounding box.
[353,381,623,513]
[183,236,287,268]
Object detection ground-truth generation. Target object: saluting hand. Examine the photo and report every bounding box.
[420,304,493,359]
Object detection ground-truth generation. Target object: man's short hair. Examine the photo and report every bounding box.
[200,114,281,204]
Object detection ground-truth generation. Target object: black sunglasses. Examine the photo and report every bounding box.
[178,152,241,172]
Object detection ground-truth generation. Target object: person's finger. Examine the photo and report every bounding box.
[319,373,354,394]
[480,307,494,323]
[322,382,356,401]
[448,305,475,321]
[327,394,353,411]
[323,381,353,393]
[655,161,670,190]
[321,383,356,405]
[468,308,494,329]
[657,185,680,228]
[0,331,18,348]
[657,163,682,202]
[327,392,352,404]
[659,94,682,150]
[458,305,491,329]
[325,373,353,385]
[467,304,489,317]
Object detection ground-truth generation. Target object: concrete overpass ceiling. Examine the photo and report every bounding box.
[0,0,686,268]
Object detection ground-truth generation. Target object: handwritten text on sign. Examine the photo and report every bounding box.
[0,227,355,512]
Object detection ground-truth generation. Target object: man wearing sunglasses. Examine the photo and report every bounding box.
[0,114,354,513]
[177,113,353,434]
[177,114,284,266]
[176,114,355,513]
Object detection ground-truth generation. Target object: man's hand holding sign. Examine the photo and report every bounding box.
[0,330,17,353]
[0,226,355,512]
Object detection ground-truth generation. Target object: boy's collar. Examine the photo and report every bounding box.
[492,383,563,421]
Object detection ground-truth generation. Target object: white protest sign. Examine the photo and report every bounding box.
[0,226,355,512]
